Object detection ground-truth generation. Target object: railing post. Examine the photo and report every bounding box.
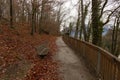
[83,43,85,57]
[113,59,117,80]
[97,50,101,79]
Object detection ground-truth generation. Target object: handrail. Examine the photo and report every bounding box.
[63,35,120,80]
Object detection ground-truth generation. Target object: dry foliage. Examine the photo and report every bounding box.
[0,23,60,80]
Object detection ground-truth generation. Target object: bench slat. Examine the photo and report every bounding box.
[38,48,49,55]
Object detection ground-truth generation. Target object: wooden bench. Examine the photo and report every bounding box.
[36,41,49,59]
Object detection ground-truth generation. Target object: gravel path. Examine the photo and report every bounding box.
[54,37,95,80]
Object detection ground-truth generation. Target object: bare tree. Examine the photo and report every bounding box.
[111,12,120,56]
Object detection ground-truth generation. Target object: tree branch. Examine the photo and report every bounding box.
[103,5,120,25]
[99,0,108,19]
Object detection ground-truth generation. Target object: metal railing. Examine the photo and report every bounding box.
[63,35,120,80]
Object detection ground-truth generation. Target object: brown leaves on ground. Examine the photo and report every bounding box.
[0,23,59,80]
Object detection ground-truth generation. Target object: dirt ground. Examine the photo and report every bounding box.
[54,37,95,80]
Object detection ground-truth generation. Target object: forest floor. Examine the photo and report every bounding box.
[0,23,95,80]
[54,37,95,80]
[0,23,60,80]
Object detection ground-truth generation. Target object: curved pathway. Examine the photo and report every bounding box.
[54,37,95,80]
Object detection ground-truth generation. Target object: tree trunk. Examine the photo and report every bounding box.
[81,0,87,41]
[31,12,35,35]
[39,0,44,34]
[31,0,35,35]
[111,17,119,56]
[10,0,13,28]
[75,1,81,39]
[92,0,100,46]
[86,21,92,42]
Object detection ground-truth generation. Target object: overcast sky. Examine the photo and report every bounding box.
[60,0,78,30]
[64,0,78,21]
[60,0,120,30]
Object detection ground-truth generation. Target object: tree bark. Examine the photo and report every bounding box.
[92,0,100,46]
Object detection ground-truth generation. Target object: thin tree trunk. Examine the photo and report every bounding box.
[111,17,117,54]
[81,0,87,41]
[31,12,35,35]
[34,12,37,32]
[114,18,119,56]
[10,0,13,28]
[39,0,44,34]
[86,21,92,42]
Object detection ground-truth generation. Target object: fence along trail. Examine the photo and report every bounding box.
[63,35,120,80]
[54,37,95,80]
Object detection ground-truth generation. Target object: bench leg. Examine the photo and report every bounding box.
[39,55,46,59]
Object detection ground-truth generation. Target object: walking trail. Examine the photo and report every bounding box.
[54,37,95,80]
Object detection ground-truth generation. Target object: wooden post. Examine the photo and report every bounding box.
[97,50,101,78]
[83,43,85,57]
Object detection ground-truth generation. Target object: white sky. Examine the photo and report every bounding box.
[60,0,78,29]
[60,0,120,30]
[65,0,78,19]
